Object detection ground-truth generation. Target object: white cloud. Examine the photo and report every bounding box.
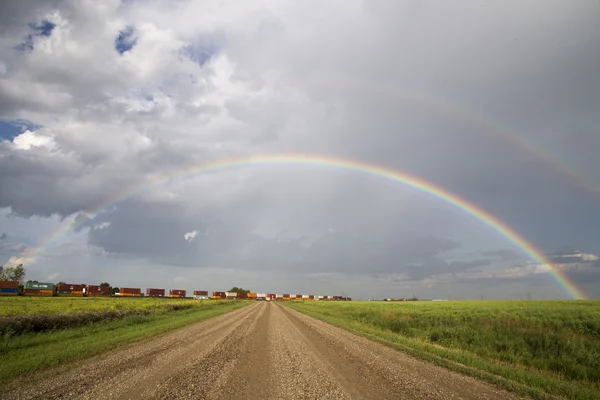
[183,230,197,242]
[12,130,56,150]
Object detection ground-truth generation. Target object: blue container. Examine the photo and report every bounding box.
[0,288,19,293]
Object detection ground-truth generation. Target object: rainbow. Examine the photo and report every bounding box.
[20,154,587,299]
[315,79,600,196]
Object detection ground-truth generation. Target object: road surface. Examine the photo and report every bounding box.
[4,302,524,399]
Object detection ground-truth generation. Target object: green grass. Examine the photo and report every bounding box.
[0,300,248,382]
[0,296,206,316]
[285,300,600,400]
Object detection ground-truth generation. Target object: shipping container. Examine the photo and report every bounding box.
[247,293,257,299]
[169,289,186,298]
[87,285,110,296]
[0,281,19,289]
[238,292,248,299]
[23,288,54,296]
[302,294,310,299]
[0,287,19,295]
[256,292,266,298]
[212,291,226,299]
[119,287,141,296]
[56,283,84,292]
[276,294,283,300]
[193,290,209,296]
[24,282,55,291]
[146,288,165,297]
[283,294,291,301]
[225,292,237,299]
[267,293,276,300]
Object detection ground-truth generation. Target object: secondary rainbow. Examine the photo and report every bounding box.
[20,154,587,300]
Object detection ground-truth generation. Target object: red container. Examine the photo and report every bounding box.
[267,293,276,300]
[308,295,315,300]
[146,288,166,297]
[56,283,84,292]
[212,291,226,298]
[169,289,186,297]
[0,281,19,289]
[193,290,208,295]
[295,294,302,299]
[237,292,248,299]
[87,285,110,296]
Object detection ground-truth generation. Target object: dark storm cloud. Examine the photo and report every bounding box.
[0,233,27,254]
[403,258,491,281]
[482,249,521,262]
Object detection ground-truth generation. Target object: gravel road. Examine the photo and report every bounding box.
[3,302,525,399]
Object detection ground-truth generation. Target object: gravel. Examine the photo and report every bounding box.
[3,302,527,399]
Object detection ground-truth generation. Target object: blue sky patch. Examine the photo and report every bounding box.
[115,26,137,54]
[15,20,56,52]
[0,119,41,142]
[182,42,219,67]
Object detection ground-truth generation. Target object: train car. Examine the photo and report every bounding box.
[256,293,266,300]
[317,295,324,300]
[276,294,283,300]
[193,290,209,300]
[0,281,19,296]
[23,281,55,296]
[283,294,291,301]
[294,294,302,300]
[56,283,85,296]
[86,285,110,296]
[246,292,256,300]
[308,295,315,300]
[169,289,186,298]
[146,288,166,298]
[212,291,226,299]
[118,287,141,297]
[225,291,238,299]
[302,294,310,300]
[267,293,276,301]
[238,292,249,300]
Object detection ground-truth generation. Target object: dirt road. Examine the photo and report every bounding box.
[4,302,524,399]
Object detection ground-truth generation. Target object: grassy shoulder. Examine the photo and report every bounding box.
[284,300,600,400]
[0,300,248,382]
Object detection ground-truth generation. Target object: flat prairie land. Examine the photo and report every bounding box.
[285,300,600,400]
[0,296,206,316]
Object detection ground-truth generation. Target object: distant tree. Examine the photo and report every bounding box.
[229,287,251,294]
[0,264,26,282]
[57,281,66,285]
[100,282,110,287]
[110,287,119,295]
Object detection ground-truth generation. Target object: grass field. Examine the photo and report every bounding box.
[0,298,248,382]
[286,300,600,400]
[0,296,204,316]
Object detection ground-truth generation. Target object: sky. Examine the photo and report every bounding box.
[0,0,599,300]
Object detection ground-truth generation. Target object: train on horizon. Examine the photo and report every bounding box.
[0,281,351,301]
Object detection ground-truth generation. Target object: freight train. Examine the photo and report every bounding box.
[0,280,351,300]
